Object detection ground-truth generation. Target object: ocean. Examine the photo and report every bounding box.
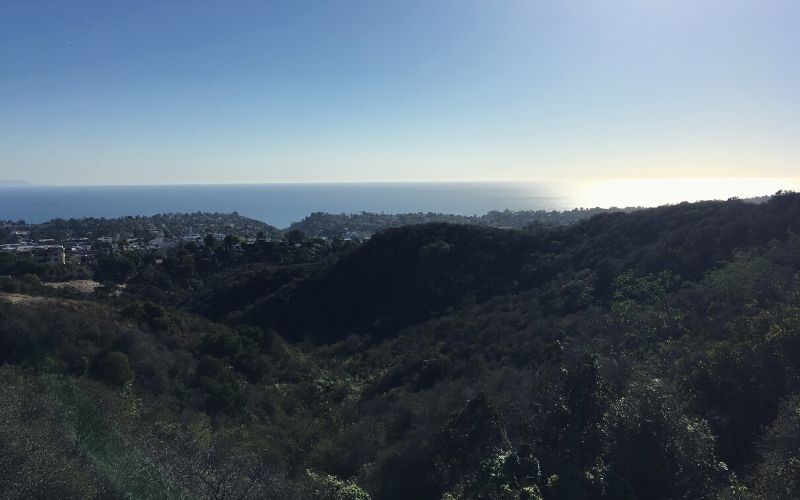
[1,179,797,229]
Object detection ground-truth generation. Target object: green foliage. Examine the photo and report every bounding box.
[3,194,800,497]
[22,212,278,242]
[604,379,726,499]
[303,470,371,500]
[289,207,639,239]
[95,253,140,283]
[91,351,134,387]
[746,396,800,498]
[432,394,542,499]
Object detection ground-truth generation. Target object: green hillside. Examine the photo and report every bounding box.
[3,193,800,499]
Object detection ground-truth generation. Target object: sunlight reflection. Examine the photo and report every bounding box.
[572,178,800,209]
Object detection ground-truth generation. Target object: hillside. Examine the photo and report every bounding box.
[2,193,800,498]
[287,206,642,238]
[246,195,800,343]
[1,212,280,243]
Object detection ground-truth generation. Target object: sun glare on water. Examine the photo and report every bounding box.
[572,178,800,209]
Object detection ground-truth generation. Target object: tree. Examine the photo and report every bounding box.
[605,379,727,499]
[92,351,134,387]
[431,394,541,499]
[286,229,306,245]
[749,396,800,498]
[303,470,370,500]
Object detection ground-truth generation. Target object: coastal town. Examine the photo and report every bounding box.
[0,205,663,270]
[0,212,307,271]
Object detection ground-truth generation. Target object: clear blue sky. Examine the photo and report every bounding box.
[1,0,798,185]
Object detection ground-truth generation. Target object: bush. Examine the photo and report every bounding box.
[92,351,134,387]
[303,470,370,500]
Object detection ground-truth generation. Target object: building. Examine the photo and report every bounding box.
[0,244,66,266]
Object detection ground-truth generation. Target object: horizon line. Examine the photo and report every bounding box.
[4,176,800,188]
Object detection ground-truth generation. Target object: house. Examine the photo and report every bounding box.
[0,244,65,266]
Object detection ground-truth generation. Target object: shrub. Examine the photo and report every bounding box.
[92,351,134,387]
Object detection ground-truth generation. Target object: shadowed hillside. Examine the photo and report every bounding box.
[3,193,800,498]
[245,194,800,343]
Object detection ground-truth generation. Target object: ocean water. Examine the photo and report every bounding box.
[0,179,798,229]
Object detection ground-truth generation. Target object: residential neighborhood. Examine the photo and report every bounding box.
[0,212,286,267]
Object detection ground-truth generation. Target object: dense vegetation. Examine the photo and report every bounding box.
[2,193,800,499]
[1,212,279,243]
[288,207,643,239]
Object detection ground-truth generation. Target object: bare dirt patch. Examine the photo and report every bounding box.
[44,280,101,294]
[0,292,102,314]
[0,293,55,305]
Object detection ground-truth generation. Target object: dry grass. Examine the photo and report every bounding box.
[44,280,101,294]
[0,293,55,305]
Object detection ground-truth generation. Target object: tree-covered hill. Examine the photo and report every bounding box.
[2,212,280,243]
[3,193,800,499]
[246,194,800,343]
[287,206,642,238]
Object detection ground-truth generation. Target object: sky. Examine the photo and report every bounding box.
[1,0,798,185]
